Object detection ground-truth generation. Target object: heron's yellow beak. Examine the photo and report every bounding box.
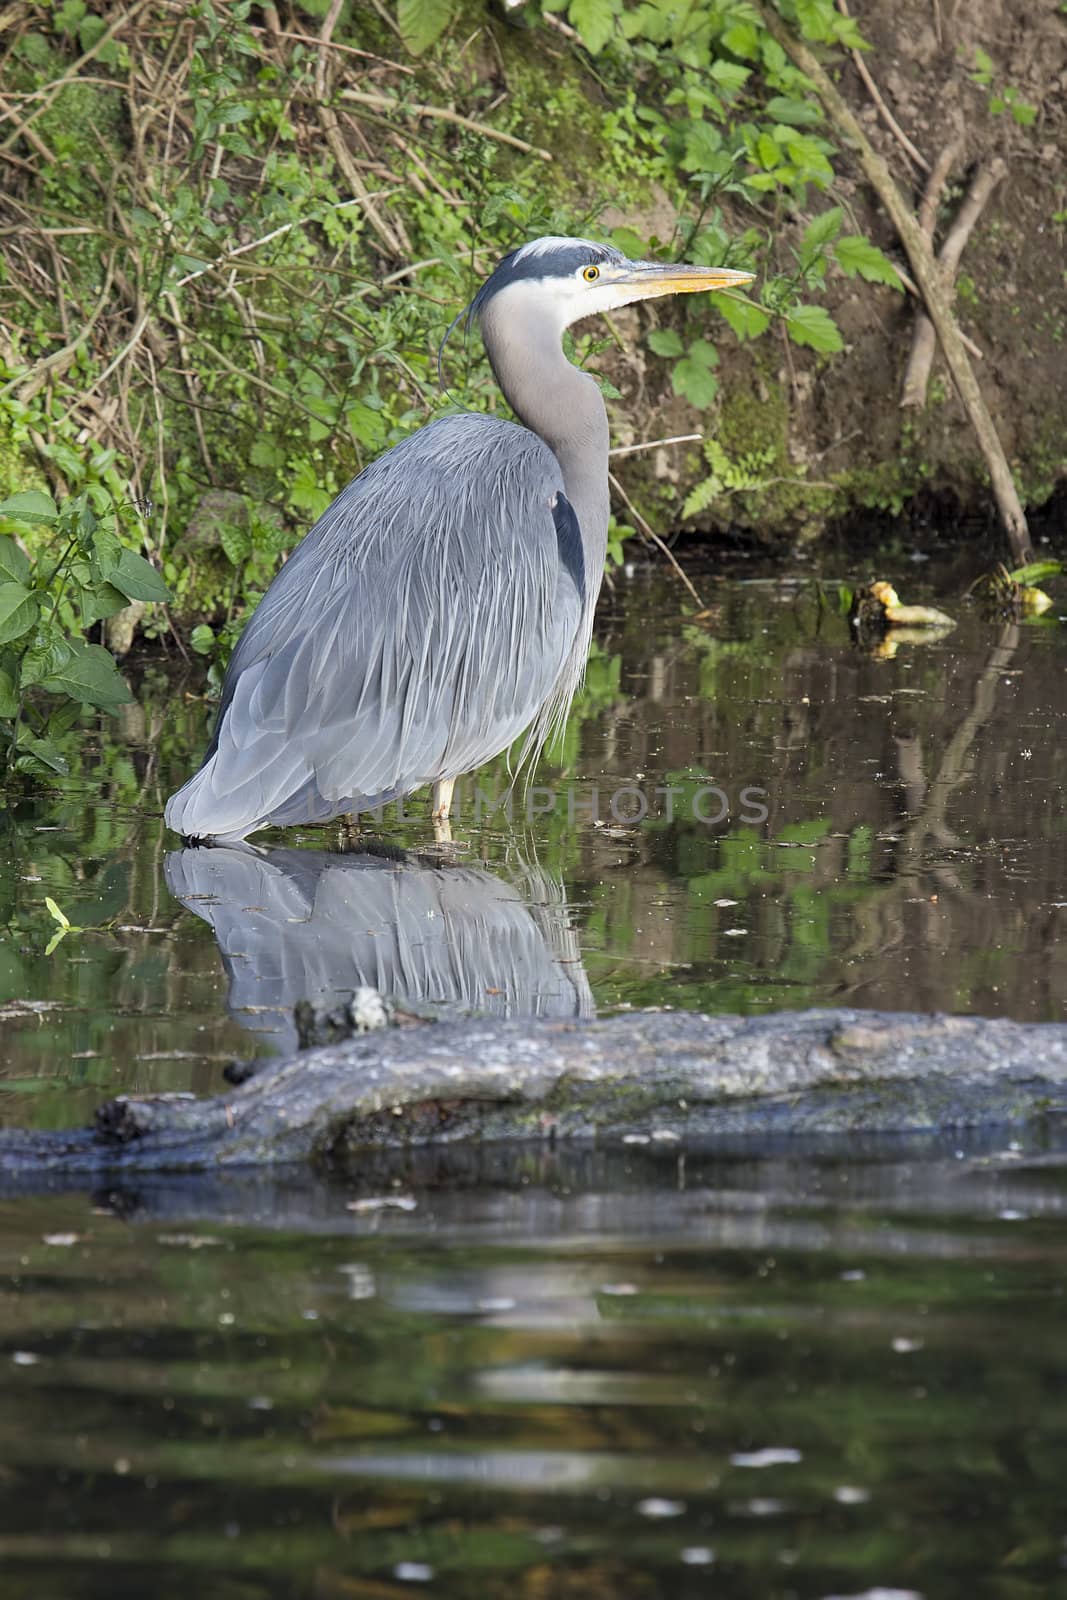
[608,262,755,301]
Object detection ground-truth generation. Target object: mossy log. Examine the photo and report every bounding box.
[1,1007,1066,1178]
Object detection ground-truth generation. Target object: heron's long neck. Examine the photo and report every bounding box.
[479,304,610,581]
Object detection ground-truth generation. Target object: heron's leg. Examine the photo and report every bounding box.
[432,814,454,847]
[339,811,361,849]
[431,777,455,822]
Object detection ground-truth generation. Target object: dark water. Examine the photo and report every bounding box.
[2,557,1067,1595]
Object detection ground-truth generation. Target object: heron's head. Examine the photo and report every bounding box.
[467,235,755,336]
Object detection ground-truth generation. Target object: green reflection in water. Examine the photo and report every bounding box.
[1,573,1066,1130]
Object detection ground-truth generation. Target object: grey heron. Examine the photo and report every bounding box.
[164,236,753,842]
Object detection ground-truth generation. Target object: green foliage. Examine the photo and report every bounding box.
[682,438,776,519]
[0,0,908,730]
[969,47,1038,125]
[0,484,170,777]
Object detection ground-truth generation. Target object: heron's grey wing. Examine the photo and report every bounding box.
[165,415,583,840]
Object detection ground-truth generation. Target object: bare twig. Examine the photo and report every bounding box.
[0,92,56,162]
[246,22,415,73]
[316,0,407,260]
[759,5,1030,564]
[162,292,214,481]
[902,158,1005,409]
[917,138,962,241]
[608,471,704,606]
[1,256,116,403]
[173,194,396,288]
[340,88,554,162]
[835,0,930,174]
[610,433,701,459]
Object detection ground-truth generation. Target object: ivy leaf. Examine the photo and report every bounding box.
[0,489,58,526]
[718,296,772,341]
[787,304,844,353]
[648,328,684,358]
[672,340,720,408]
[834,235,903,288]
[0,535,30,586]
[396,0,456,54]
[40,642,132,709]
[569,0,618,53]
[0,583,39,647]
[103,549,173,603]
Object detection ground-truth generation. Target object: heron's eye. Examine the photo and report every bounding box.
[582,264,600,282]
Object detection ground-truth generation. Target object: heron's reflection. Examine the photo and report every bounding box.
[165,844,594,1053]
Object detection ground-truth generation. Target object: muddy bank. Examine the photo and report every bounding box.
[1,1006,1065,1177]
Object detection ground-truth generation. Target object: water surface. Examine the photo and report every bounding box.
[2,553,1067,1596]
[1,560,1065,1129]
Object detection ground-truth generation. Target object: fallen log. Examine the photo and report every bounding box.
[1,1007,1066,1177]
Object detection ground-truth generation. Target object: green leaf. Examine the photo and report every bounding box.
[45,896,70,930]
[190,624,216,656]
[718,296,772,341]
[396,0,456,54]
[104,549,173,603]
[0,584,39,647]
[709,60,750,95]
[0,667,18,720]
[756,132,780,169]
[20,628,74,688]
[81,581,129,627]
[1007,560,1062,584]
[0,489,58,525]
[647,328,684,358]
[765,95,821,126]
[672,340,720,408]
[787,303,844,353]
[802,207,844,254]
[345,401,387,451]
[0,536,30,587]
[250,437,285,470]
[834,234,903,288]
[721,20,759,57]
[220,524,252,566]
[796,0,835,39]
[681,120,723,171]
[40,643,132,709]
[18,736,69,776]
[569,0,618,53]
[786,134,834,183]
